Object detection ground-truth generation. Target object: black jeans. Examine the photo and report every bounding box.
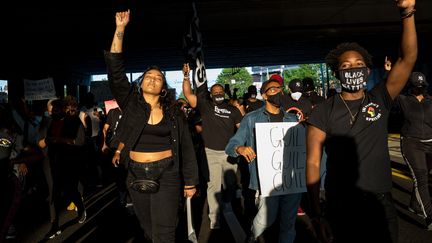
[401,136,432,218]
[326,190,398,243]
[127,157,181,243]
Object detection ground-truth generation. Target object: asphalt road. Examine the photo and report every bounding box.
[6,135,432,243]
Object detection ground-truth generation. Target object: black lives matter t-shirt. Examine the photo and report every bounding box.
[308,82,393,193]
[197,95,242,150]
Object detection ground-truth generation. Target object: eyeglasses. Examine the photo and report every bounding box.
[265,86,283,94]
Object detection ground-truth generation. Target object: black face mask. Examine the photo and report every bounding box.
[267,92,283,107]
[411,86,426,96]
[338,67,369,92]
[212,94,225,105]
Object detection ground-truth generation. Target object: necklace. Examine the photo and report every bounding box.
[339,94,365,125]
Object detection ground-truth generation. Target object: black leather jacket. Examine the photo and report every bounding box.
[104,51,199,186]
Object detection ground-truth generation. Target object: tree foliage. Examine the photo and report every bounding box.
[216,68,253,97]
[282,64,324,90]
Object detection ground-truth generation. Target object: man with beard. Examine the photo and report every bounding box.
[182,63,242,230]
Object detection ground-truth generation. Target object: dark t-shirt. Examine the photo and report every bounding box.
[282,96,313,121]
[305,92,326,108]
[197,95,242,150]
[106,108,122,149]
[308,82,393,193]
[246,99,264,113]
[106,108,122,128]
[397,94,432,140]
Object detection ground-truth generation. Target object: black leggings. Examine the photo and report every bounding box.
[401,136,432,218]
[127,157,181,243]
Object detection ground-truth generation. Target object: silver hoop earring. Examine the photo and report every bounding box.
[160,89,167,98]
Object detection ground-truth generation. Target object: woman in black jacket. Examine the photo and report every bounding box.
[105,10,199,242]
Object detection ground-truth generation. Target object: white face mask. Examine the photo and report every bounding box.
[290,92,302,101]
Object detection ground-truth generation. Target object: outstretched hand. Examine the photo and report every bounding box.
[115,10,130,28]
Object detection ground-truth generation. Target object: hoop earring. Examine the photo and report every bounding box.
[160,89,167,98]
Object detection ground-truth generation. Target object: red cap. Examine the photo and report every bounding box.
[269,74,284,85]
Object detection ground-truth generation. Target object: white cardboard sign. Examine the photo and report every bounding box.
[255,122,307,197]
[24,78,56,101]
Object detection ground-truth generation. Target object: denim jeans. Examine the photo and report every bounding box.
[127,157,181,243]
[252,193,301,243]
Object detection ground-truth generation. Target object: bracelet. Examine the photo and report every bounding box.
[115,150,121,154]
[400,7,416,19]
[183,76,190,79]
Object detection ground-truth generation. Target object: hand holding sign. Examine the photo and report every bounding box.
[236,146,256,163]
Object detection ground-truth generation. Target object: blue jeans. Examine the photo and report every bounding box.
[252,193,301,243]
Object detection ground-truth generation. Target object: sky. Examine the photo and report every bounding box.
[0,80,7,93]
[164,68,221,97]
[91,67,254,98]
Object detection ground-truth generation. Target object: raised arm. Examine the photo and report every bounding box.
[110,10,130,53]
[182,63,197,108]
[105,10,131,109]
[386,0,417,99]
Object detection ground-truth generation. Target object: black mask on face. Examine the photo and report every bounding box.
[338,67,369,92]
[212,94,225,105]
[267,92,283,107]
[411,86,426,96]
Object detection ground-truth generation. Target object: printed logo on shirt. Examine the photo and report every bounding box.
[362,102,382,122]
[286,107,303,121]
[214,105,232,118]
[0,138,12,148]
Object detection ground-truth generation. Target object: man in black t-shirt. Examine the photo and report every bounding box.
[102,107,122,152]
[282,79,313,121]
[306,1,417,242]
[302,77,325,109]
[183,64,242,229]
[245,85,264,113]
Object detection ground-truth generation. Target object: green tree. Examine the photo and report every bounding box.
[216,68,253,98]
[282,63,334,94]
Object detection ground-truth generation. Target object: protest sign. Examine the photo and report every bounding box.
[24,78,56,101]
[255,122,307,197]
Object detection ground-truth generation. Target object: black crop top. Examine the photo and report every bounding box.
[133,116,172,152]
